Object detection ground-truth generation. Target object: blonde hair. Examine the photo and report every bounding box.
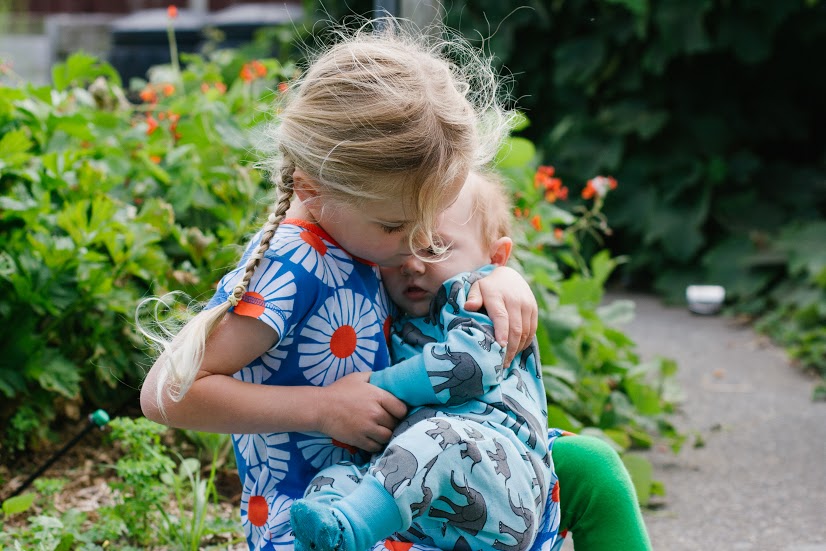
[143,16,514,414]
[469,170,514,251]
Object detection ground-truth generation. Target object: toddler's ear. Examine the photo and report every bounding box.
[490,237,513,266]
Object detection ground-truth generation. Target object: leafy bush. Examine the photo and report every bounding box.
[441,1,826,384]
[0,49,293,451]
[496,128,681,464]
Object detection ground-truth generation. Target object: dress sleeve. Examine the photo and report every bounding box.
[206,234,314,347]
[371,269,505,406]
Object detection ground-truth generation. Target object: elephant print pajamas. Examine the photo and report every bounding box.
[298,265,563,551]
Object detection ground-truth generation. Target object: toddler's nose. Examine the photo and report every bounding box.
[401,255,426,276]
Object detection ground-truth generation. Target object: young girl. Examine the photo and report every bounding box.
[140,18,534,551]
[141,18,651,551]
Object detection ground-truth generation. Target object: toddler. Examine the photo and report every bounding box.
[290,171,563,551]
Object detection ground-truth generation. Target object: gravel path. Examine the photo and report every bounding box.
[609,293,826,551]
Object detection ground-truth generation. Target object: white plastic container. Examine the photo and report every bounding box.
[686,285,726,315]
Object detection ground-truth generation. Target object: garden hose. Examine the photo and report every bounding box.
[6,409,110,500]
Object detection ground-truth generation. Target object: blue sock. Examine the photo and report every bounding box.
[292,477,404,551]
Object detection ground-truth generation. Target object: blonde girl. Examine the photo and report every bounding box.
[140,18,537,551]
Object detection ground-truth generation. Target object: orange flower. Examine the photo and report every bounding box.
[251,60,267,78]
[149,155,162,164]
[215,82,227,94]
[514,207,523,218]
[167,5,178,19]
[554,228,564,240]
[168,112,180,133]
[534,165,556,188]
[240,64,254,83]
[531,215,542,231]
[582,176,618,200]
[278,81,288,93]
[162,83,175,96]
[200,82,211,93]
[139,86,158,104]
[146,115,159,136]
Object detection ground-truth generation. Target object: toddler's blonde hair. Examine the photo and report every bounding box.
[144,16,515,414]
[468,170,514,251]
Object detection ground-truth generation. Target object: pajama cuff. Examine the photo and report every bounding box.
[336,476,404,549]
[370,357,438,406]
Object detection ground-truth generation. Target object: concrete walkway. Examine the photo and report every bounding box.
[613,293,826,550]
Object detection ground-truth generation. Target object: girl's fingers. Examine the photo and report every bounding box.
[379,394,408,424]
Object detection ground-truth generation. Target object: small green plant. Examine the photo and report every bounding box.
[104,417,242,548]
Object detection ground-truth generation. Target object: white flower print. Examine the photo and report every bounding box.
[275,225,353,288]
[298,289,381,386]
[259,332,294,375]
[237,257,295,336]
[234,432,290,480]
[297,432,359,469]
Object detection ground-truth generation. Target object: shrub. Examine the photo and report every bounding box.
[0,50,293,450]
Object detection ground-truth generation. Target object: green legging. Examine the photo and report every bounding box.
[551,436,653,551]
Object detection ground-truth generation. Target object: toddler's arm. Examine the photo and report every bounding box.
[371,273,504,407]
[140,312,406,452]
[464,265,538,365]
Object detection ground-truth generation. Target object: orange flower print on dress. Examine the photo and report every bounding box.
[276,225,353,288]
[385,540,415,551]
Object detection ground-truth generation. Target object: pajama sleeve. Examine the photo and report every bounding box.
[371,271,506,406]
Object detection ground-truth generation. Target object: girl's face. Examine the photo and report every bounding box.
[300,172,465,267]
[313,196,419,266]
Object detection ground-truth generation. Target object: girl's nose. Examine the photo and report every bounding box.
[401,255,426,276]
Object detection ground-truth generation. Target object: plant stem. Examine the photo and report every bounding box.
[167,24,181,81]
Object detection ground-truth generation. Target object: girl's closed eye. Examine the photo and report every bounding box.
[380,223,408,234]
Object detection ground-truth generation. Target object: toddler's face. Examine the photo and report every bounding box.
[380,182,491,318]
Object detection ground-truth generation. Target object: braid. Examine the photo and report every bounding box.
[228,158,296,306]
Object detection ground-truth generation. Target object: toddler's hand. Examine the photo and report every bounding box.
[316,372,407,453]
[465,265,538,365]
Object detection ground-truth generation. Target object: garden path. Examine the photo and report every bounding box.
[581,293,826,551]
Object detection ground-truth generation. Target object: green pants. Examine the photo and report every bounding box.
[551,436,653,551]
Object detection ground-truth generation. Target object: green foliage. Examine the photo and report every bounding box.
[499,147,682,497]
[0,48,293,449]
[0,417,243,549]
[441,110,684,467]
[440,1,826,383]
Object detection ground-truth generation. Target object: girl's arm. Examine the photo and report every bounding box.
[464,265,538,365]
[140,312,406,452]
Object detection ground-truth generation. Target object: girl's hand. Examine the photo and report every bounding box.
[316,372,407,453]
[464,265,538,365]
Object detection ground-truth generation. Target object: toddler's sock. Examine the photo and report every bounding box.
[291,476,404,551]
